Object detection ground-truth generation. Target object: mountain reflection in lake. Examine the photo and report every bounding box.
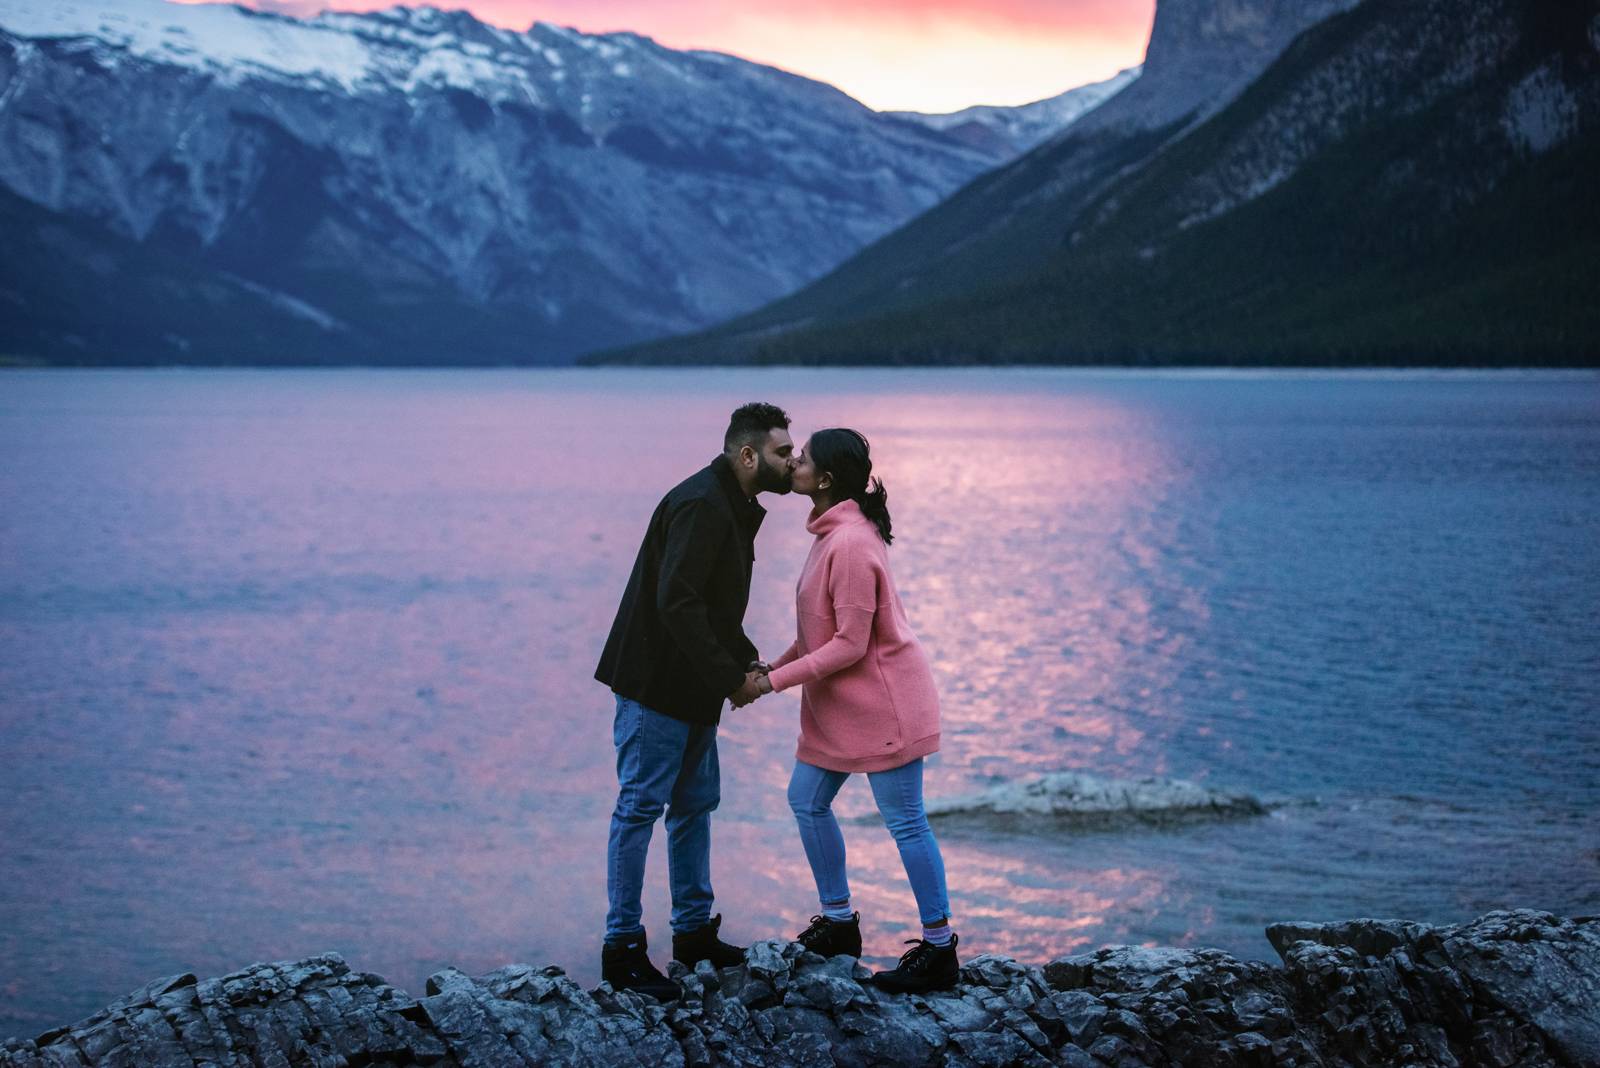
[2,368,1597,1034]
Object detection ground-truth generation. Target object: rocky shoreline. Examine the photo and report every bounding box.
[3,910,1596,1067]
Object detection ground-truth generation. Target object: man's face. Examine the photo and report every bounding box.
[750,429,796,494]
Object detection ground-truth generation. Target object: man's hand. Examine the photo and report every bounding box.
[729,670,765,708]
[747,660,773,675]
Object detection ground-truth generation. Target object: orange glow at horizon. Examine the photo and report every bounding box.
[176,0,1155,113]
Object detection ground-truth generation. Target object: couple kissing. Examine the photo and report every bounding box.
[594,402,958,1001]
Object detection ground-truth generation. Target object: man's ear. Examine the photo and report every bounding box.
[738,443,756,467]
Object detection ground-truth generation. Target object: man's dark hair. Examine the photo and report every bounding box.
[723,402,790,454]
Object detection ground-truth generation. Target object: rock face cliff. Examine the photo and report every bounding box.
[3,910,1596,1067]
[0,0,1095,364]
[1074,0,1359,134]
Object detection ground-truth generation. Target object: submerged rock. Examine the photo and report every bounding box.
[3,910,1595,1067]
[923,771,1271,831]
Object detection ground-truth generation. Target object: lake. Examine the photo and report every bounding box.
[2,368,1597,1036]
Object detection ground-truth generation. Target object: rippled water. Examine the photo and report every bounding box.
[2,368,1598,1035]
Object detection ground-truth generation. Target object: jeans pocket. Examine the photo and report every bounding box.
[613,696,638,750]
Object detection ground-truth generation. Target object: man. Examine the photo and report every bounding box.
[594,402,795,999]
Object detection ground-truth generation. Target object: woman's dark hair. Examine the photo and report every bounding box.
[809,428,893,544]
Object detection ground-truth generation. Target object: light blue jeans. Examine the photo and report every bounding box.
[787,758,951,925]
[604,695,719,943]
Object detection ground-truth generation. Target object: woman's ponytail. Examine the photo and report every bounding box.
[855,476,893,545]
[810,427,895,545]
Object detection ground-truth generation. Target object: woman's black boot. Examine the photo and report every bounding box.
[871,934,959,994]
[795,912,863,958]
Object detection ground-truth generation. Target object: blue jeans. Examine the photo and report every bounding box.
[605,695,719,942]
[787,758,951,925]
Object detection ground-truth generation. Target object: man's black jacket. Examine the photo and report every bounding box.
[595,454,764,726]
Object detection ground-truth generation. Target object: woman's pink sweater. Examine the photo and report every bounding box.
[766,499,941,773]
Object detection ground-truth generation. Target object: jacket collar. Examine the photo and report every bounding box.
[806,497,865,536]
[711,453,766,532]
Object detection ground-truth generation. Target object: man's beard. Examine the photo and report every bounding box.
[754,454,793,494]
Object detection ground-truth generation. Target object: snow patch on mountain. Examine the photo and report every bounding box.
[892,66,1141,153]
[226,274,346,331]
[0,0,378,91]
[0,0,690,103]
[1503,64,1579,154]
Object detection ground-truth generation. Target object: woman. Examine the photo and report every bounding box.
[753,428,959,993]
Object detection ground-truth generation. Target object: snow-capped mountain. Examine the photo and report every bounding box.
[0,0,1118,364]
[889,66,1141,156]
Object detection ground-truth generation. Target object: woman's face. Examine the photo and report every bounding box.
[790,439,831,498]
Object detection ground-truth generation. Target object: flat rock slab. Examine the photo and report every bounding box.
[4,910,1597,1067]
[922,771,1271,832]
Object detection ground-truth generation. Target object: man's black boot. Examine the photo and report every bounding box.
[795,912,863,958]
[672,914,746,968]
[600,934,679,1001]
[871,933,959,994]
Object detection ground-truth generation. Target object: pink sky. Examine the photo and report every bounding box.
[202,0,1155,112]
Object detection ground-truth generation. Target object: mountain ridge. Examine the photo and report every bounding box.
[590,0,1598,367]
[0,0,1135,364]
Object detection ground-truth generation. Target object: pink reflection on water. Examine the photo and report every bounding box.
[854,390,1207,792]
[1,372,1229,1026]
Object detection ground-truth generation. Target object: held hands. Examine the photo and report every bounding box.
[729,670,764,708]
[749,661,774,696]
[729,661,775,708]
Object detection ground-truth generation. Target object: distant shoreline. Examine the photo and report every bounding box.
[4,364,1599,378]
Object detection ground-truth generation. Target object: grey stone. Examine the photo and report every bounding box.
[1043,954,1096,991]
[1053,1044,1101,1068]
[1004,983,1039,1011]
[1266,918,1432,961]
[963,954,1024,990]
[785,974,865,1014]
[773,1031,834,1067]
[693,959,722,994]
[1085,1032,1131,1063]
[837,1010,945,1066]
[949,1029,1041,1067]
[999,1009,1051,1051]
[923,994,994,1033]
[1049,991,1108,1045]
[6,910,1598,1068]
[745,940,790,982]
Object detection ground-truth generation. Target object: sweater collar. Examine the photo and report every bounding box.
[806,497,867,536]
